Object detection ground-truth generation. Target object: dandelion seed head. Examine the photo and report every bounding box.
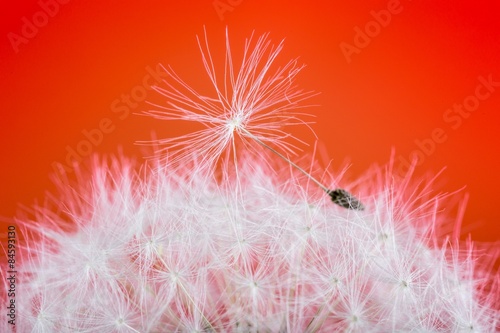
[5,153,498,332]
[3,30,499,332]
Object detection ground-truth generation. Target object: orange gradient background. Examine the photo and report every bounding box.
[1,1,499,246]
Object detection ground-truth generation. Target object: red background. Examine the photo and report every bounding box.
[1,1,499,244]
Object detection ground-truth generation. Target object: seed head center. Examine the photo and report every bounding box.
[226,115,244,132]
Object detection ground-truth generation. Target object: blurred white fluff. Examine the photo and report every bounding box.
[2,153,498,332]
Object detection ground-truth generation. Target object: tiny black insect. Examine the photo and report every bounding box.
[327,188,364,210]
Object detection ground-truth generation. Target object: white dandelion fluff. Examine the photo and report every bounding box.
[138,28,317,171]
[3,153,499,332]
[2,30,499,332]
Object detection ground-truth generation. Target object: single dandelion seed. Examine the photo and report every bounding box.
[140,28,364,209]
